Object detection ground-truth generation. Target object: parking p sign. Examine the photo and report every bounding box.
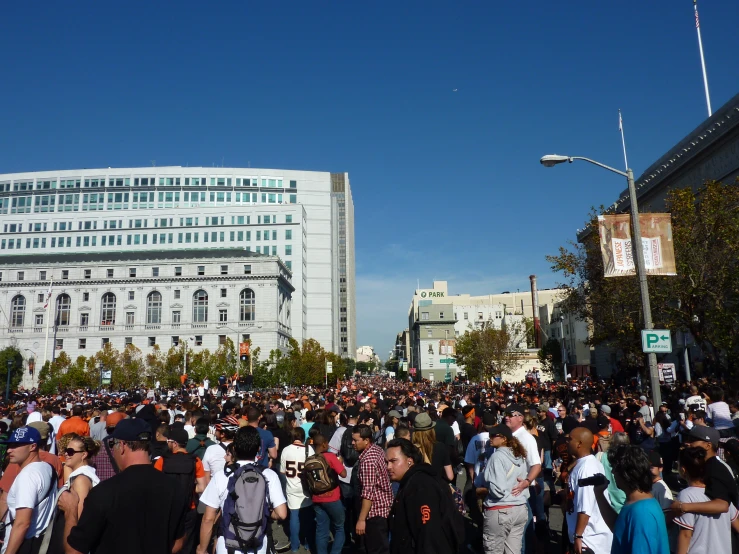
[641,330,672,353]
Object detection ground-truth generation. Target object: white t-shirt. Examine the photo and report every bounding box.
[512,427,542,471]
[675,486,738,554]
[49,415,66,435]
[2,462,55,553]
[566,455,613,553]
[328,426,352,484]
[200,460,286,554]
[464,431,490,478]
[706,402,734,430]
[202,442,230,477]
[184,424,196,440]
[279,443,313,509]
[451,421,460,439]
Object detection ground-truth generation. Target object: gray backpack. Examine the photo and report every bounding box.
[220,464,271,553]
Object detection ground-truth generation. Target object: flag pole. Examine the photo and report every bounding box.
[694,0,712,116]
[618,110,629,171]
[42,277,53,368]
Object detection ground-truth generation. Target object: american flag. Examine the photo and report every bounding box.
[42,283,52,308]
[618,110,623,132]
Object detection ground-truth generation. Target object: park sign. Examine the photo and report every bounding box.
[641,330,672,353]
[418,290,445,299]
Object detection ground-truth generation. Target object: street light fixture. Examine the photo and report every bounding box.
[540,153,662,406]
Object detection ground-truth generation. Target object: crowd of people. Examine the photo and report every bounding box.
[0,373,737,554]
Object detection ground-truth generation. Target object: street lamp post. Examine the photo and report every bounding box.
[540,154,662,407]
[558,315,568,381]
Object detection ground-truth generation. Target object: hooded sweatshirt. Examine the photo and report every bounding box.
[477,445,529,507]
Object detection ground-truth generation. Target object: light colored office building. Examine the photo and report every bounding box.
[0,167,356,383]
[539,302,592,378]
[407,281,564,381]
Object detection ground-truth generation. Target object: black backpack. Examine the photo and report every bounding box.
[340,426,359,468]
[162,453,197,510]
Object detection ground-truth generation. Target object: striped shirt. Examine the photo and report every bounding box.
[358,443,393,519]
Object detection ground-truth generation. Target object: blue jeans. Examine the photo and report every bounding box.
[289,505,315,552]
[314,500,345,554]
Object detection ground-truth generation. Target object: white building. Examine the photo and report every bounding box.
[0,167,356,382]
[356,345,379,363]
[539,302,592,378]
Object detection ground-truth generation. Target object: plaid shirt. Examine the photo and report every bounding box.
[90,437,118,482]
[358,443,393,519]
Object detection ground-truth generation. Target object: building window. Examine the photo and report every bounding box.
[148,337,156,347]
[35,314,43,326]
[10,295,25,327]
[421,312,429,321]
[80,313,89,327]
[463,312,468,320]
[427,328,433,338]
[56,339,63,350]
[125,337,133,346]
[17,272,24,281]
[195,335,203,346]
[218,335,227,345]
[39,271,47,280]
[220,265,228,275]
[107,269,114,278]
[193,290,208,322]
[61,270,69,280]
[197,266,205,276]
[129,268,136,278]
[56,294,72,326]
[244,264,252,275]
[82,292,89,302]
[84,269,91,279]
[172,311,181,323]
[78,338,86,349]
[152,267,159,277]
[37,293,44,303]
[219,309,228,323]
[239,288,255,321]
[126,291,134,301]
[220,288,227,298]
[439,312,444,319]
[101,338,109,347]
[126,312,134,325]
[174,289,181,299]
[101,293,116,325]
[147,291,162,324]
[172,336,179,346]
[174,266,182,276]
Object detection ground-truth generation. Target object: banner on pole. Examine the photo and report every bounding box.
[597,214,677,277]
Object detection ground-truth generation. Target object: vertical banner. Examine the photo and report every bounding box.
[598,214,677,277]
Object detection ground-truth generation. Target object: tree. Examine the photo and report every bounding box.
[454,321,526,382]
[537,338,562,377]
[548,181,739,375]
[0,347,26,396]
[342,357,356,379]
[355,361,369,374]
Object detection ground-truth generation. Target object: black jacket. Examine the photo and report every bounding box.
[389,463,459,554]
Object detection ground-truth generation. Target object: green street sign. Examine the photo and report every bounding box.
[439,358,455,364]
[641,330,672,353]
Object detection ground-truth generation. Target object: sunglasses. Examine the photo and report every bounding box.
[107,438,120,449]
[508,412,523,417]
[65,448,85,456]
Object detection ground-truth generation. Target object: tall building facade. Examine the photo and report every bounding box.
[0,166,356,378]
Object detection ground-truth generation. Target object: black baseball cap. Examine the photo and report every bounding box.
[109,418,152,442]
[488,424,513,441]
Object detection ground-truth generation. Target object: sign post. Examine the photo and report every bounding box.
[325,360,332,388]
[641,330,672,353]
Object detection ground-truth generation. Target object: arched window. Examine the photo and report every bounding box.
[10,295,25,328]
[239,288,255,321]
[193,290,208,323]
[147,291,162,324]
[101,293,116,326]
[56,294,71,326]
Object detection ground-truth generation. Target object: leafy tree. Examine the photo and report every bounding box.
[342,357,356,379]
[454,320,526,382]
[548,181,739,374]
[355,361,369,374]
[537,338,562,377]
[0,347,26,396]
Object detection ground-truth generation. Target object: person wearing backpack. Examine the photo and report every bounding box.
[197,426,287,554]
[385,438,464,554]
[328,409,359,548]
[304,435,346,554]
[279,427,314,552]
[154,426,207,554]
[186,417,216,461]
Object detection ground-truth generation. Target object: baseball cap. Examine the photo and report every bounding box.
[327,405,341,413]
[537,403,549,412]
[2,426,43,445]
[488,424,513,441]
[639,396,648,402]
[106,412,128,428]
[109,418,153,442]
[504,404,525,416]
[482,412,497,427]
[387,410,402,419]
[600,405,612,415]
[683,426,720,449]
[647,450,663,468]
[166,426,189,447]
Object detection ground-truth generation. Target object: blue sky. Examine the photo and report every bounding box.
[2,1,739,359]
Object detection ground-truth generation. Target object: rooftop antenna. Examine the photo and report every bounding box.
[150,160,156,167]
